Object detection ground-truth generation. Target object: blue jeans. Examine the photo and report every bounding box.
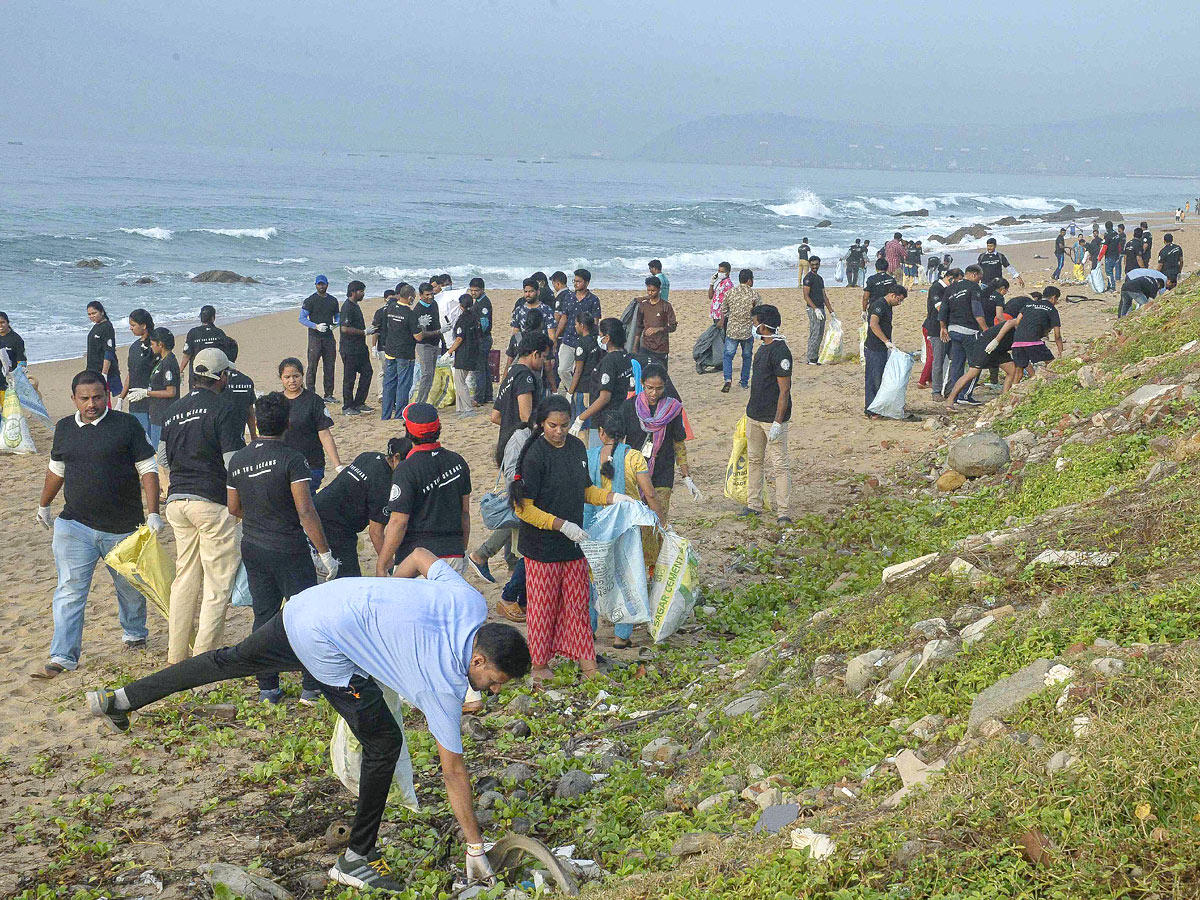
[723,336,753,385]
[947,333,978,400]
[131,410,152,441]
[49,517,148,669]
[589,585,634,641]
[1104,257,1121,292]
[309,467,325,496]
[380,357,415,420]
[1053,253,1065,279]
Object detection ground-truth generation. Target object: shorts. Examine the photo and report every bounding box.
[967,335,1011,369]
[1011,344,1054,368]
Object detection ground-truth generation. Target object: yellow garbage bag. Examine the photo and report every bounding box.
[722,415,770,510]
[0,383,36,454]
[104,525,174,620]
[1072,263,1084,282]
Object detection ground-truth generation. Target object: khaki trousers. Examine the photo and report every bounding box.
[166,499,241,663]
[745,418,791,516]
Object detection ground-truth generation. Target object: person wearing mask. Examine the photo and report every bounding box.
[977,238,1024,291]
[119,309,157,439]
[85,301,121,402]
[862,258,899,314]
[448,294,482,415]
[864,284,908,415]
[0,310,28,406]
[338,280,373,415]
[227,392,337,704]
[411,282,444,405]
[31,369,160,679]
[737,305,792,525]
[919,268,959,399]
[1120,270,1173,319]
[719,268,761,393]
[315,439,406,579]
[492,331,551,467]
[707,261,733,324]
[631,276,677,370]
[300,275,340,403]
[278,357,343,492]
[572,318,634,443]
[796,239,811,286]
[468,278,494,405]
[802,256,833,365]
[938,264,987,406]
[144,328,180,463]
[1159,233,1184,283]
[1053,229,1068,281]
[648,259,669,301]
[552,269,602,392]
[380,283,419,420]
[510,396,630,688]
[160,348,246,664]
[87,549,530,894]
[1008,285,1064,386]
[180,306,232,388]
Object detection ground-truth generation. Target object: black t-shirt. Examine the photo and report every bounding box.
[925,280,948,331]
[494,363,539,464]
[1124,239,1143,270]
[86,320,119,377]
[802,272,827,309]
[1003,295,1030,319]
[314,451,393,535]
[977,250,1009,284]
[302,291,340,329]
[864,272,898,301]
[227,439,312,553]
[573,334,603,392]
[126,339,157,413]
[591,350,635,419]
[0,329,27,392]
[1013,300,1061,343]
[939,280,984,330]
[1123,275,1162,300]
[183,324,231,368]
[797,243,810,261]
[222,369,255,436]
[282,389,335,469]
[516,435,591,563]
[386,447,471,561]
[147,353,181,427]
[906,246,922,266]
[747,340,793,423]
[339,299,368,355]
[976,321,1016,356]
[1054,235,1066,256]
[51,410,154,534]
[411,300,442,347]
[163,389,247,504]
[1159,244,1183,272]
[371,303,389,345]
[452,308,482,370]
[475,294,493,338]
[1142,233,1154,258]
[1103,232,1122,258]
[847,245,864,265]
[865,298,894,353]
[618,398,685,489]
[982,289,1006,326]
[383,303,418,360]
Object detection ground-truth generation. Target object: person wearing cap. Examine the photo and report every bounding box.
[339,280,374,415]
[31,369,161,679]
[160,347,247,663]
[300,275,340,404]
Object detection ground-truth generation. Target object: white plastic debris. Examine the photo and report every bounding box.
[1030,550,1117,568]
[1044,664,1075,687]
[790,828,837,860]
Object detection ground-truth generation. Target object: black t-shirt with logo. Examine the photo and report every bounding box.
[982,289,1006,326]
[282,389,335,469]
[494,363,539,464]
[516,435,591,563]
[925,280,947,332]
[865,298,894,353]
[1124,239,1143,270]
[314,451,394,535]
[452,308,482,370]
[86,320,119,377]
[573,334,603,392]
[797,243,810,261]
[1003,295,1029,319]
[386,447,471,561]
[747,340,793,424]
[976,250,1010,285]
[383,303,418,360]
[1013,300,1061,343]
[126,339,157,413]
[223,369,255,436]
[618,397,686,489]
[475,294,493,338]
[1103,232,1122,258]
[939,280,984,330]
[591,350,635,419]
[163,389,247,504]
[864,272,898,301]
[411,300,442,347]
[1123,274,1162,300]
[1159,244,1183,273]
[302,291,341,330]
[183,324,231,368]
[339,299,368,356]
[51,410,154,534]
[847,245,864,265]
[147,353,181,427]
[227,439,312,553]
[802,271,827,309]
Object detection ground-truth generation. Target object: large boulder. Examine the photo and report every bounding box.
[894,208,929,217]
[75,258,106,268]
[934,224,990,245]
[948,432,1011,477]
[191,269,259,284]
[993,216,1020,226]
[815,219,832,228]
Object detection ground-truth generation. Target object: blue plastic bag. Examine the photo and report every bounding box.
[231,563,252,607]
[867,348,915,420]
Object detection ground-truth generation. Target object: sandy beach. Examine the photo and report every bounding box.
[2,211,1196,888]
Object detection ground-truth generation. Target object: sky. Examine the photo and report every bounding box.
[3,0,1197,157]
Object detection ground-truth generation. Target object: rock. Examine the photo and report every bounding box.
[1072,715,1092,738]
[1091,657,1126,677]
[555,770,594,799]
[910,618,949,639]
[723,691,766,717]
[641,737,686,764]
[789,828,836,860]
[923,416,941,431]
[968,659,1054,733]
[961,615,995,648]
[845,649,893,693]
[478,790,505,810]
[948,432,1011,477]
[507,694,535,715]
[186,703,238,722]
[544,689,567,702]
[462,717,490,742]
[501,763,536,784]
[671,833,718,857]
[937,224,990,245]
[936,470,967,492]
[720,774,747,794]
[695,791,736,813]
[510,816,532,835]
[994,216,1020,226]
[890,840,927,868]
[989,604,1017,619]
[947,558,985,585]
[200,864,293,900]
[75,258,107,268]
[1046,750,1078,775]
[754,786,784,810]
[1093,637,1119,650]
[809,607,837,627]
[906,713,947,742]
[815,219,832,228]
[741,778,785,806]
[1145,460,1180,483]
[191,269,259,284]
[1030,549,1117,568]
[825,572,855,595]
[1149,435,1175,455]
[977,718,1007,739]
[1017,829,1053,865]
[753,802,801,834]
[131,276,156,285]
[1120,384,1178,409]
[921,639,958,664]
[509,719,532,738]
[811,654,843,679]
[884,650,918,685]
[951,605,987,626]
[895,208,930,217]
[882,552,938,583]
[746,764,766,780]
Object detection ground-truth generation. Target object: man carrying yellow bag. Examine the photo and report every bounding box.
[106,525,175,620]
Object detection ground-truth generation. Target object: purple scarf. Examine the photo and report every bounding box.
[633,393,682,477]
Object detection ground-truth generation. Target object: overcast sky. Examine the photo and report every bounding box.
[4,0,1196,157]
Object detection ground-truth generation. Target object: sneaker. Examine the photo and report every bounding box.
[356,404,375,413]
[343,407,361,416]
[740,382,750,390]
[258,688,285,705]
[299,689,322,706]
[124,638,147,651]
[721,382,731,393]
[807,361,821,366]
[322,395,338,405]
[956,397,983,406]
[468,554,496,584]
[736,507,757,519]
[87,688,130,733]
[497,599,526,623]
[777,516,794,525]
[328,851,405,893]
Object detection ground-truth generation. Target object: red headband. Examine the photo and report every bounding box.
[402,413,440,440]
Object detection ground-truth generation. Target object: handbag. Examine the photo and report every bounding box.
[480,490,518,531]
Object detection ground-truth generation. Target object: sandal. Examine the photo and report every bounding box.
[612,638,633,650]
[30,662,66,680]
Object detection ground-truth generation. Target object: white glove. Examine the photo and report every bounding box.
[611,492,637,504]
[814,308,825,321]
[36,506,54,530]
[126,388,149,403]
[372,347,382,359]
[315,551,339,580]
[315,323,330,333]
[684,476,702,502]
[365,326,378,335]
[568,417,582,437]
[437,353,453,367]
[146,513,164,534]
[768,422,783,443]
[465,844,495,885]
[336,464,347,474]
[559,521,587,544]
[985,340,1000,354]
[885,341,895,351]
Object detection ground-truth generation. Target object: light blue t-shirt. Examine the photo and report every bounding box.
[656,271,670,301]
[283,560,485,753]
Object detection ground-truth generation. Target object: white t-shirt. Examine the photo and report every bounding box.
[283,560,485,753]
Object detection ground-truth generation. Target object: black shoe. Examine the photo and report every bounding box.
[958,397,983,406]
[343,407,362,416]
[777,516,794,525]
[87,688,130,733]
[721,382,731,393]
[356,404,375,413]
[328,851,405,893]
[736,507,757,519]
[124,638,147,651]
[322,395,338,404]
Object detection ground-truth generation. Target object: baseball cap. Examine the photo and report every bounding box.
[315,275,328,285]
[192,347,233,377]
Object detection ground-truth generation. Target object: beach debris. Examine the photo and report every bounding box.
[753,802,801,834]
[881,552,938,584]
[200,863,293,900]
[968,659,1054,733]
[485,834,580,896]
[789,828,836,860]
[1029,550,1117,568]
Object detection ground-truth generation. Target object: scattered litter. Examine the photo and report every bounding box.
[790,828,837,860]
[753,802,800,835]
[881,552,938,584]
[1030,550,1117,568]
[1044,664,1075,687]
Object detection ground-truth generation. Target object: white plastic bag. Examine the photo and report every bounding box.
[817,312,843,365]
[833,258,847,285]
[867,347,915,420]
[648,530,701,642]
[1088,265,1106,293]
[581,501,659,626]
[331,684,419,811]
[230,564,252,607]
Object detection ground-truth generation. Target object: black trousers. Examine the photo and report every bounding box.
[121,613,403,856]
[474,333,493,404]
[242,541,319,691]
[306,331,337,398]
[639,349,669,372]
[325,525,362,578]
[342,352,372,409]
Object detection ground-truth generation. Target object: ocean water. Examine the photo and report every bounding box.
[2,139,1192,362]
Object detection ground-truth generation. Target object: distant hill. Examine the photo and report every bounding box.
[634,111,1200,176]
